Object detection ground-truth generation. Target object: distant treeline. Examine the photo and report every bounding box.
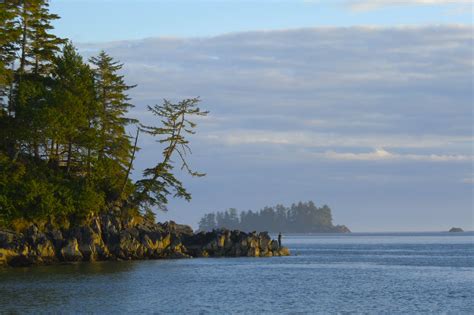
[198,201,350,233]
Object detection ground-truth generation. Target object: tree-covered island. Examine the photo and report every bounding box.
[199,201,350,233]
[0,1,289,267]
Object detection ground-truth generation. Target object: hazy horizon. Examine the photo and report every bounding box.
[49,1,473,232]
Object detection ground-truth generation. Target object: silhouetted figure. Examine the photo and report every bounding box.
[278,232,282,248]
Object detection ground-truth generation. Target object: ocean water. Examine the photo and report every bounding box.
[0,232,473,314]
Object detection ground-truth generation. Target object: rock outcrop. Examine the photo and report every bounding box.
[448,227,464,233]
[0,214,290,267]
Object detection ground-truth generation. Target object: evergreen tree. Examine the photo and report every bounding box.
[89,51,137,202]
[216,211,225,228]
[16,0,63,76]
[28,1,64,75]
[0,0,20,155]
[0,0,19,89]
[227,208,239,230]
[133,98,208,212]
[48,42,97,171]
[198,213,216,231]
[7,0,65,160]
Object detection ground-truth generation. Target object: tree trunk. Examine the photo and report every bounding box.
[120,128,139,200]
[33,139,39,159]
[66,142,72,173]
[19,3,27,80]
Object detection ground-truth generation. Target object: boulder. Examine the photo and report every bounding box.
[0,248,18,267]
[333,225,351,233]
[35,238,56,263]
[258,232,271,249]
[77,226,109,261]
[247,247,260,257]
[276,247,290,256]
[270,240,279,251]
[46,229,64,249]
[61,238,83,261]
[118,230,144,259]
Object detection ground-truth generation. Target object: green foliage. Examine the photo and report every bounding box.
[89,51,138,202]
[143,209,156,223]
[49,43,97,170]
[90,51,137,161]
[1,0,65,160]
[16,0,64,75]
[199,201,338,233]
[0,3,207,227]
[133,98,208,212]
[0,153,105,224]
[0,1,19,88]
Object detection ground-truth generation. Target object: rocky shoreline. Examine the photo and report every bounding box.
[0,213,290,268]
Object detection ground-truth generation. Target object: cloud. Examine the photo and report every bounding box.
[78,25,472,169]
[77,26,473,229]
[347,0,472,11]
[321,148,472,162]
[200,130,472,150]
[198,130,473,163]
[77,25,472,168]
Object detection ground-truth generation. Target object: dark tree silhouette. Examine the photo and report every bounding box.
[198,201,350,233]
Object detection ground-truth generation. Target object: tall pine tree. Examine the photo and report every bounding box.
[89,51,137,202]
[48,42,97,172]
[0,1,19,89]
[0,1,20,155]
[11,0,65,160]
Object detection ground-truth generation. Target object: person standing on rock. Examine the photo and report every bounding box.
[278,232,282,248]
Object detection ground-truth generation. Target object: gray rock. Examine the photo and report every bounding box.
[61,238,83,261]
[1,213,290,267]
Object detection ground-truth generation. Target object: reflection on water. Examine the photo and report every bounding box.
[0,261,139,313]
[1,260,137,278]
[1,232,473,313]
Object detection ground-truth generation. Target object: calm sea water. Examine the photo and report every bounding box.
[1,232,473,314]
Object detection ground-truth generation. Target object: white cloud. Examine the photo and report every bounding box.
[199,130,473,162]
[321,148,472,162]
[461,176,474,184]
[324,148,392,160]
[201,130,472,150]
[347,0,472,11]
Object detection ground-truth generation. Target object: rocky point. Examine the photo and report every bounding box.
[0,213,290,267]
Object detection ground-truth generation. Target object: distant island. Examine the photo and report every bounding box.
[198,201,350,233]
[449,227,464,232]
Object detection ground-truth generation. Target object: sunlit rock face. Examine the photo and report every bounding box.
[0,214,289,267]
[183,230,289,258]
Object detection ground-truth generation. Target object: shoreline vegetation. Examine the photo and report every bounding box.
[0,1,208,229]
[199,201,350,233]
[0,1,290,267]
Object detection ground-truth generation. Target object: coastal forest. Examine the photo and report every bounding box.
[0,1,207,229]
[198,201,350,233]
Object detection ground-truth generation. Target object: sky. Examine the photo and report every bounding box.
[49,0,473,232]
[52,0,473,42]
